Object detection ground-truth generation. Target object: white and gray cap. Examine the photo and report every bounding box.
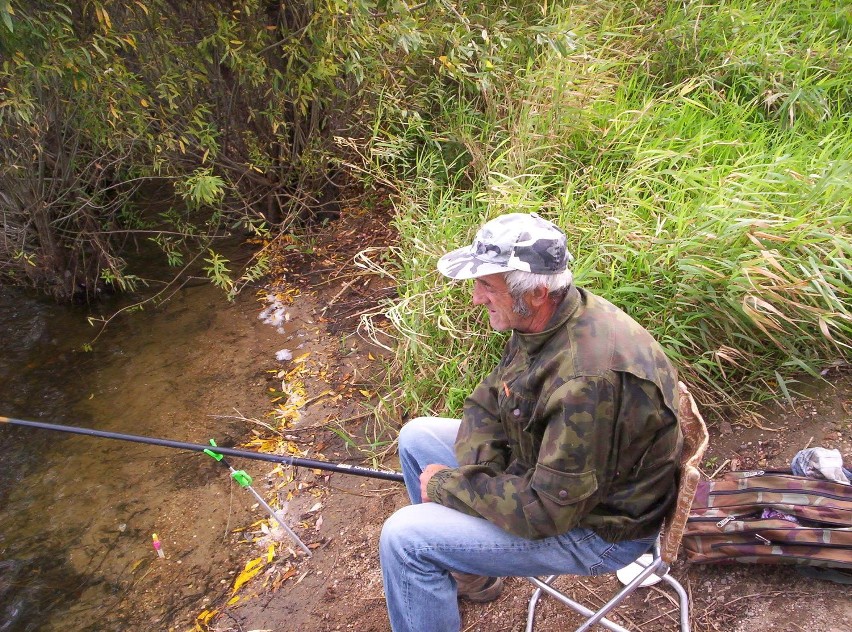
[437,213,573,280]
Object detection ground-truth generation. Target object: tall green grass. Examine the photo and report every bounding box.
[360,0,851,420]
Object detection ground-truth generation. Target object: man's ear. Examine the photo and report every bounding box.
[526,286,550,309]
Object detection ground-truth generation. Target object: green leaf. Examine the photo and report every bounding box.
[1,0,12,33]
[774,371,794,407]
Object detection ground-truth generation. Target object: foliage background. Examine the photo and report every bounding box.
[0,0,381,298]
[355,0,852,419]
[1,0,850,416]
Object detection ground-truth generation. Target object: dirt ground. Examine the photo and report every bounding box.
[203,209,851,632]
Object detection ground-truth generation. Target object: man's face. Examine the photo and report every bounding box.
[471,273,530,332]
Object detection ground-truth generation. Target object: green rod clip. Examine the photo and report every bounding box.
[231,470,253,487]
[203,438,223,461]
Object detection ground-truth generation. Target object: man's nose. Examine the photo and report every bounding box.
[471,283,486,305]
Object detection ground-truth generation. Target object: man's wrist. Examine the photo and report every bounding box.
[426,467,453,503]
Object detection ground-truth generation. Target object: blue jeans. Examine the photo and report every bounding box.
[379,417,656,632]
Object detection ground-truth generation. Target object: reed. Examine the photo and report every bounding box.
[360,0,851,419]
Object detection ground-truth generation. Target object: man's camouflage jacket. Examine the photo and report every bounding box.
[427,285,683,541]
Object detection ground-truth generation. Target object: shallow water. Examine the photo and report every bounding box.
[0,276,286,630]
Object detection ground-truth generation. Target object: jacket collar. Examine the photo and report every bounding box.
[513,285,582,354]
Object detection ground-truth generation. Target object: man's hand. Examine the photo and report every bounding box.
[419,464,450,503]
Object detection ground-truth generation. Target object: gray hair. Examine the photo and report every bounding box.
[504,269,574,316]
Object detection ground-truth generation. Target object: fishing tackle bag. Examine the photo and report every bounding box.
[683,470,852,569]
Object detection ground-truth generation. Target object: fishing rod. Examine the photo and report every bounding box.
[0,416,404,483]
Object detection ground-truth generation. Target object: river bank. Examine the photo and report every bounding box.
[204,211,851,632]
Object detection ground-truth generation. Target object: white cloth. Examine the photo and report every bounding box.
[791,447,850,485]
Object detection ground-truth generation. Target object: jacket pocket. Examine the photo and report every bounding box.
[532,465,598,507]
[499,390,540,463]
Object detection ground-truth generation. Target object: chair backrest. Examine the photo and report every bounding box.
[660,381,710,564]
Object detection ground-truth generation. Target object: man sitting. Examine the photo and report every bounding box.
[380,212,682,632]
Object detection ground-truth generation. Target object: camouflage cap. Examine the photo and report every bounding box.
[437,213,572,279]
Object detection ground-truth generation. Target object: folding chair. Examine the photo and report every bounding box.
[525,381,710,632]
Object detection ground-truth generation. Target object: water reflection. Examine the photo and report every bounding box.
[0,286,98,630]
[0,279,277,631]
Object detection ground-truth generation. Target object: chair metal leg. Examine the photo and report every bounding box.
[574,558,665,632]
[525,576,631,632]
[660,573,690,632]
[525,578,547,632]
[526,552,691,632]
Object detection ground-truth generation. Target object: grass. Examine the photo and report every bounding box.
[356,0,851,422]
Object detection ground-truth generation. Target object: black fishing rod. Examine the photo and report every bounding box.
[0,416,404,483]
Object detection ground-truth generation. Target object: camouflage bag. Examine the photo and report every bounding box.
[683,471,852,569]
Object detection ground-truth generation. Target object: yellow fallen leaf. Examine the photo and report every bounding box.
[359,389,371,398]
[227,595,240,606]
[232,557,265,594]
[267,543,275,563]
[245,557,265,572]
[196,609,217,625]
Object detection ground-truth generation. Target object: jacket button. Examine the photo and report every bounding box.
[513,409,521,416]
[558,490,569,499]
